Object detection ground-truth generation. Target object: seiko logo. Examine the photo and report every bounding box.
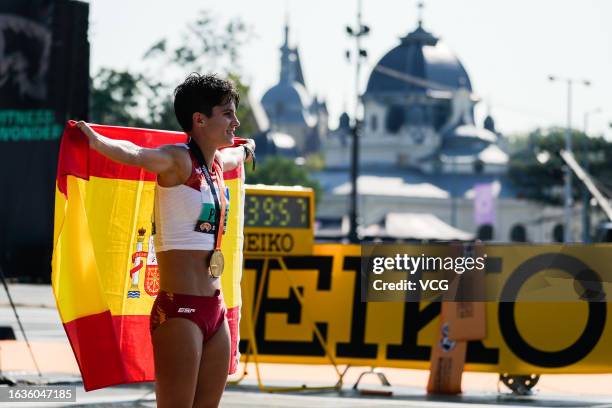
[245,232,294,253]
[177,308,196,313]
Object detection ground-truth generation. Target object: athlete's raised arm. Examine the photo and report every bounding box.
[75,121,183,176]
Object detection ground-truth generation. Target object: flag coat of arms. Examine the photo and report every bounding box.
[52,122,244,391]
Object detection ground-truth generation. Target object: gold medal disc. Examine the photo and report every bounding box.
[209,250,224,278]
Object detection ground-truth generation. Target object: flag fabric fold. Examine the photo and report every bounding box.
[52,122,244,391]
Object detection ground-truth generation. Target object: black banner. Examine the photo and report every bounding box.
[0,0,89,281]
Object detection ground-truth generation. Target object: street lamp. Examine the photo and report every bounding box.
[548,75,591,242]
[345,0,369,243]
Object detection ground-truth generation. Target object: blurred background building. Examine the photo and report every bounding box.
[254,14,573,243]
[259,22,329,156]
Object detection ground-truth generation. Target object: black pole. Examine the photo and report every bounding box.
[582,160,591,243]
[348,121,359,243]
[582,186,591,243]
[345,0,368,243]
[0,266,43,378]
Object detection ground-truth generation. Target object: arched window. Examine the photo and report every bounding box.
[477,224,494,241]
[510,224,527,242]
[385,105,405,134]
[371,115,378,132]
[553,224,564,243]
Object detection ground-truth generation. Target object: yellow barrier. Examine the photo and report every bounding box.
[239,244,612,374]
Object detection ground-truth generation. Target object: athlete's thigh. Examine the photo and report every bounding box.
[152,318,204,408]
[192,320,230,408]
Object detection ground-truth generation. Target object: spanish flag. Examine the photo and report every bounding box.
[52,122,244,391]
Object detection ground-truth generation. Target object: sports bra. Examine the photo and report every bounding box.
[153,144,229,252]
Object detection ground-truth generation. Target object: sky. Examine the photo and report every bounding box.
[87,0,612,139]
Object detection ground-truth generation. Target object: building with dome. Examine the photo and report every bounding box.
[260,23,329,156]
[316,14,566,243]
[325,18,506,174]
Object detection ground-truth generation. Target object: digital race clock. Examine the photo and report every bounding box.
[244,185,314,255]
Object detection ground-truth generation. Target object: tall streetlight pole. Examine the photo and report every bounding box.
[548,75,591,242]
[581,107,600,243]
[346,0,369,243]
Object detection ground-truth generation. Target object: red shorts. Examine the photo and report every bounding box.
[150,290,226,342]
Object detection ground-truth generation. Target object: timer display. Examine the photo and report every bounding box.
[245,194,310,229]
[244,186,314,255]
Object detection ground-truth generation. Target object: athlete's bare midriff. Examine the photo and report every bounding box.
[157,249,220,296]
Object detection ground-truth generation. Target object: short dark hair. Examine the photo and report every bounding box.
[173,73,240,132]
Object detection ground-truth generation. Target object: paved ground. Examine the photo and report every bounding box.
[2,283,612,407]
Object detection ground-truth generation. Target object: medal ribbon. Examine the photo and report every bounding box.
[188,139,226,251]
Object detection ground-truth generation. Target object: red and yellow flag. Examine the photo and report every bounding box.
[51,122,244,391]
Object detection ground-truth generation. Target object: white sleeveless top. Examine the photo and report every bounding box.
[153,144,228,252]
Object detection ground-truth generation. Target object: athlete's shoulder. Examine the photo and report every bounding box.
[159,143,188,153]
[156,143,192,182]
[158,143,189,160]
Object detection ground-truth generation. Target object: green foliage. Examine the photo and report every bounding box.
[246,156,322,204]
[90,69,180,130]
[90,10,254,134]
[143,11,252,75]
[89,69,143,126]
[509,127,612,204]
[228,73,258,138]
[505,133,530,154]
[304,152,326,171]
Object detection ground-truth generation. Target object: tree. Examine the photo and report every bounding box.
[509,127,612,204]
[142,11,250,74]
[90,12,318,197]
[90,10,255,134]
[90,68,178,129]
[246,156,322,204]
[90,69,143,126]
[227,73,258,138]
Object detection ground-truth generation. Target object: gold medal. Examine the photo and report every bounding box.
[209,249,224,278]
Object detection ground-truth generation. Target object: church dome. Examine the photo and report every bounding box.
[365,24,472,95]
[260,22,315,127]
[261,81,314,126]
